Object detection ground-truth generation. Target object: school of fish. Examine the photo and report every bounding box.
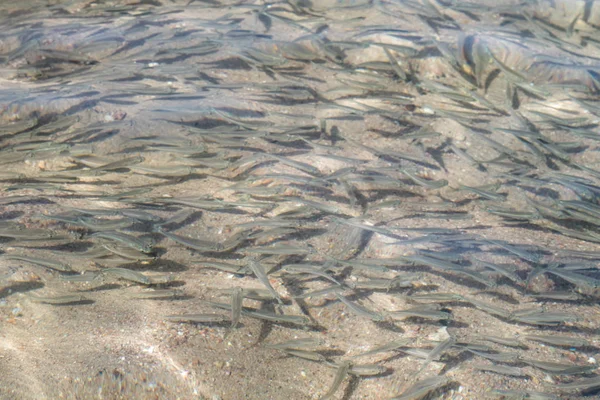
[1,0,600,399]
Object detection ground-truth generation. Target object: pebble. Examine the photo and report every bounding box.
[429,326,450,341]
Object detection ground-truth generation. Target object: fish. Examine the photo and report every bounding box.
[247,259,283,304]
[204,300,309,325]
[383,46,407,80]
[550,375,600,392]
[27,293,87,305]
[458,184,507,201]
[399,168,448,189]
[283,349,327,362]
[509,310,579,326]
[95,268,152,285]
[280,264,345,287]
[346,364,388,376]
[59,272,100,283]
[473,258,524,285]
[486,46,530,83]
[416,337,456,375]
[242,309,310,326]
[293,285,345,299]
[390,376,451,400]
[387,305,452,321]
[101,244,155,261]
[472,364,527,377]
[332,217,402,239]
[127,289,184,300]
[521,358,596,375]
[479,335,527,349]
[448,141,483,168]
[164,314,230,323]
[89,155,145,173]
[485,239,541,263]
[245,244,314,256]
[320,361,350,400]
[335,292,385,321]
[197,261,250,275]
[490,389,558,399]
[212,287,273,300]
[230,287,243,329]
[155,227,224,253]
[408,293,465,302]
[526,291,583,301]
[284,196,342,215]
[78,217,134,232]
[3,254,72,272]
[467,349,519,362]
[265,154,322,177]
[522,335,590,348]
[91,231,154,253]
[464,297,511,319]
[543,267,600,291]
[350,339,412,358]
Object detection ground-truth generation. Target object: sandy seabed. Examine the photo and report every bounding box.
[0,1,600,399]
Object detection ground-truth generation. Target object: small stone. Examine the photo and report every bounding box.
[422,106,435,115]
[428,326,450,341]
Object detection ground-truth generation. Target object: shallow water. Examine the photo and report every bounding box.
[1,1,600,399]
